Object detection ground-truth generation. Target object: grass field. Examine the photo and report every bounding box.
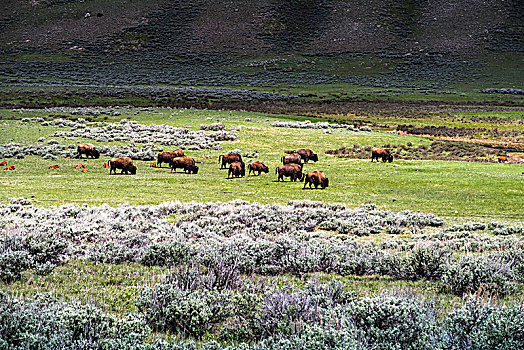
[1,107,523,222]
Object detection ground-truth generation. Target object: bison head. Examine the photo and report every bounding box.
[261,165,269,173]
[92,149,100,159]
[129,165,137,175]
[387,155,394,163]
[323,178,329,188]
[299,172,305,181]
[191,165,199,174]
[311,153,318,162]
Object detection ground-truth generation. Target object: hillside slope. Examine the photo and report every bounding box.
[0,0,522,92]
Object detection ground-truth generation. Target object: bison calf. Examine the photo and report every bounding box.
[303,171,329,189]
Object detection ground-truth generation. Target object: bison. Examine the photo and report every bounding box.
[296,149,318,163]
[303,171,329,189]
[77,144,100,159]
[371,148,393,163]
[157,149,184,167]
[248,161,269,176]
[109,157,137,175]
[498,156,508,163]
[48,165,59,169]
[228,161,246,178]
[281,153,302,165]
[219,153,242,169]
[169,156,199,174]
[276,163,304,182]
[0,161,7,166]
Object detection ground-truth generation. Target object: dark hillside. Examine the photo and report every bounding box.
[0,0,522,95]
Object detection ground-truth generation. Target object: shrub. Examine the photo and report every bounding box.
[140,241,191,267]
[444,297,524,349]
[342,294,438,350]
[442,254,517,296]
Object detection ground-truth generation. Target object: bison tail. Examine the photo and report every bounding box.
[218,155,222,164]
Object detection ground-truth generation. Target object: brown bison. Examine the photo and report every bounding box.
[77,144,100,159]
[219,153,242,169]
[371,148,393,163]
[228,161,246,178]
[169,156,199,174]
[295,149,318,163]
[303,171,329,189]
[248,161,269,176]
[276,163,304,182]
[281,153,302,165]
[109,157,137,175]
[157,149,184,167]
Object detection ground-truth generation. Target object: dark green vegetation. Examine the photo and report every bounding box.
[1,0,523,105]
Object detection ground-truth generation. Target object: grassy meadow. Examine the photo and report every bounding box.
[1,107,523,222]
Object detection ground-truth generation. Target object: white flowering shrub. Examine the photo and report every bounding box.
[0,200,522,296]
[271,120,361,131]
[0,143,78,159]
[200,123,225,131]
[50,121,237,149]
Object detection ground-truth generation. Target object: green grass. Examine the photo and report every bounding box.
[1,108,523,223]
[2,260,521,315]
[1,260,167,314]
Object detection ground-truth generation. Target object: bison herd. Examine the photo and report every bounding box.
[2,142,408,190]
[216,149,329,189]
